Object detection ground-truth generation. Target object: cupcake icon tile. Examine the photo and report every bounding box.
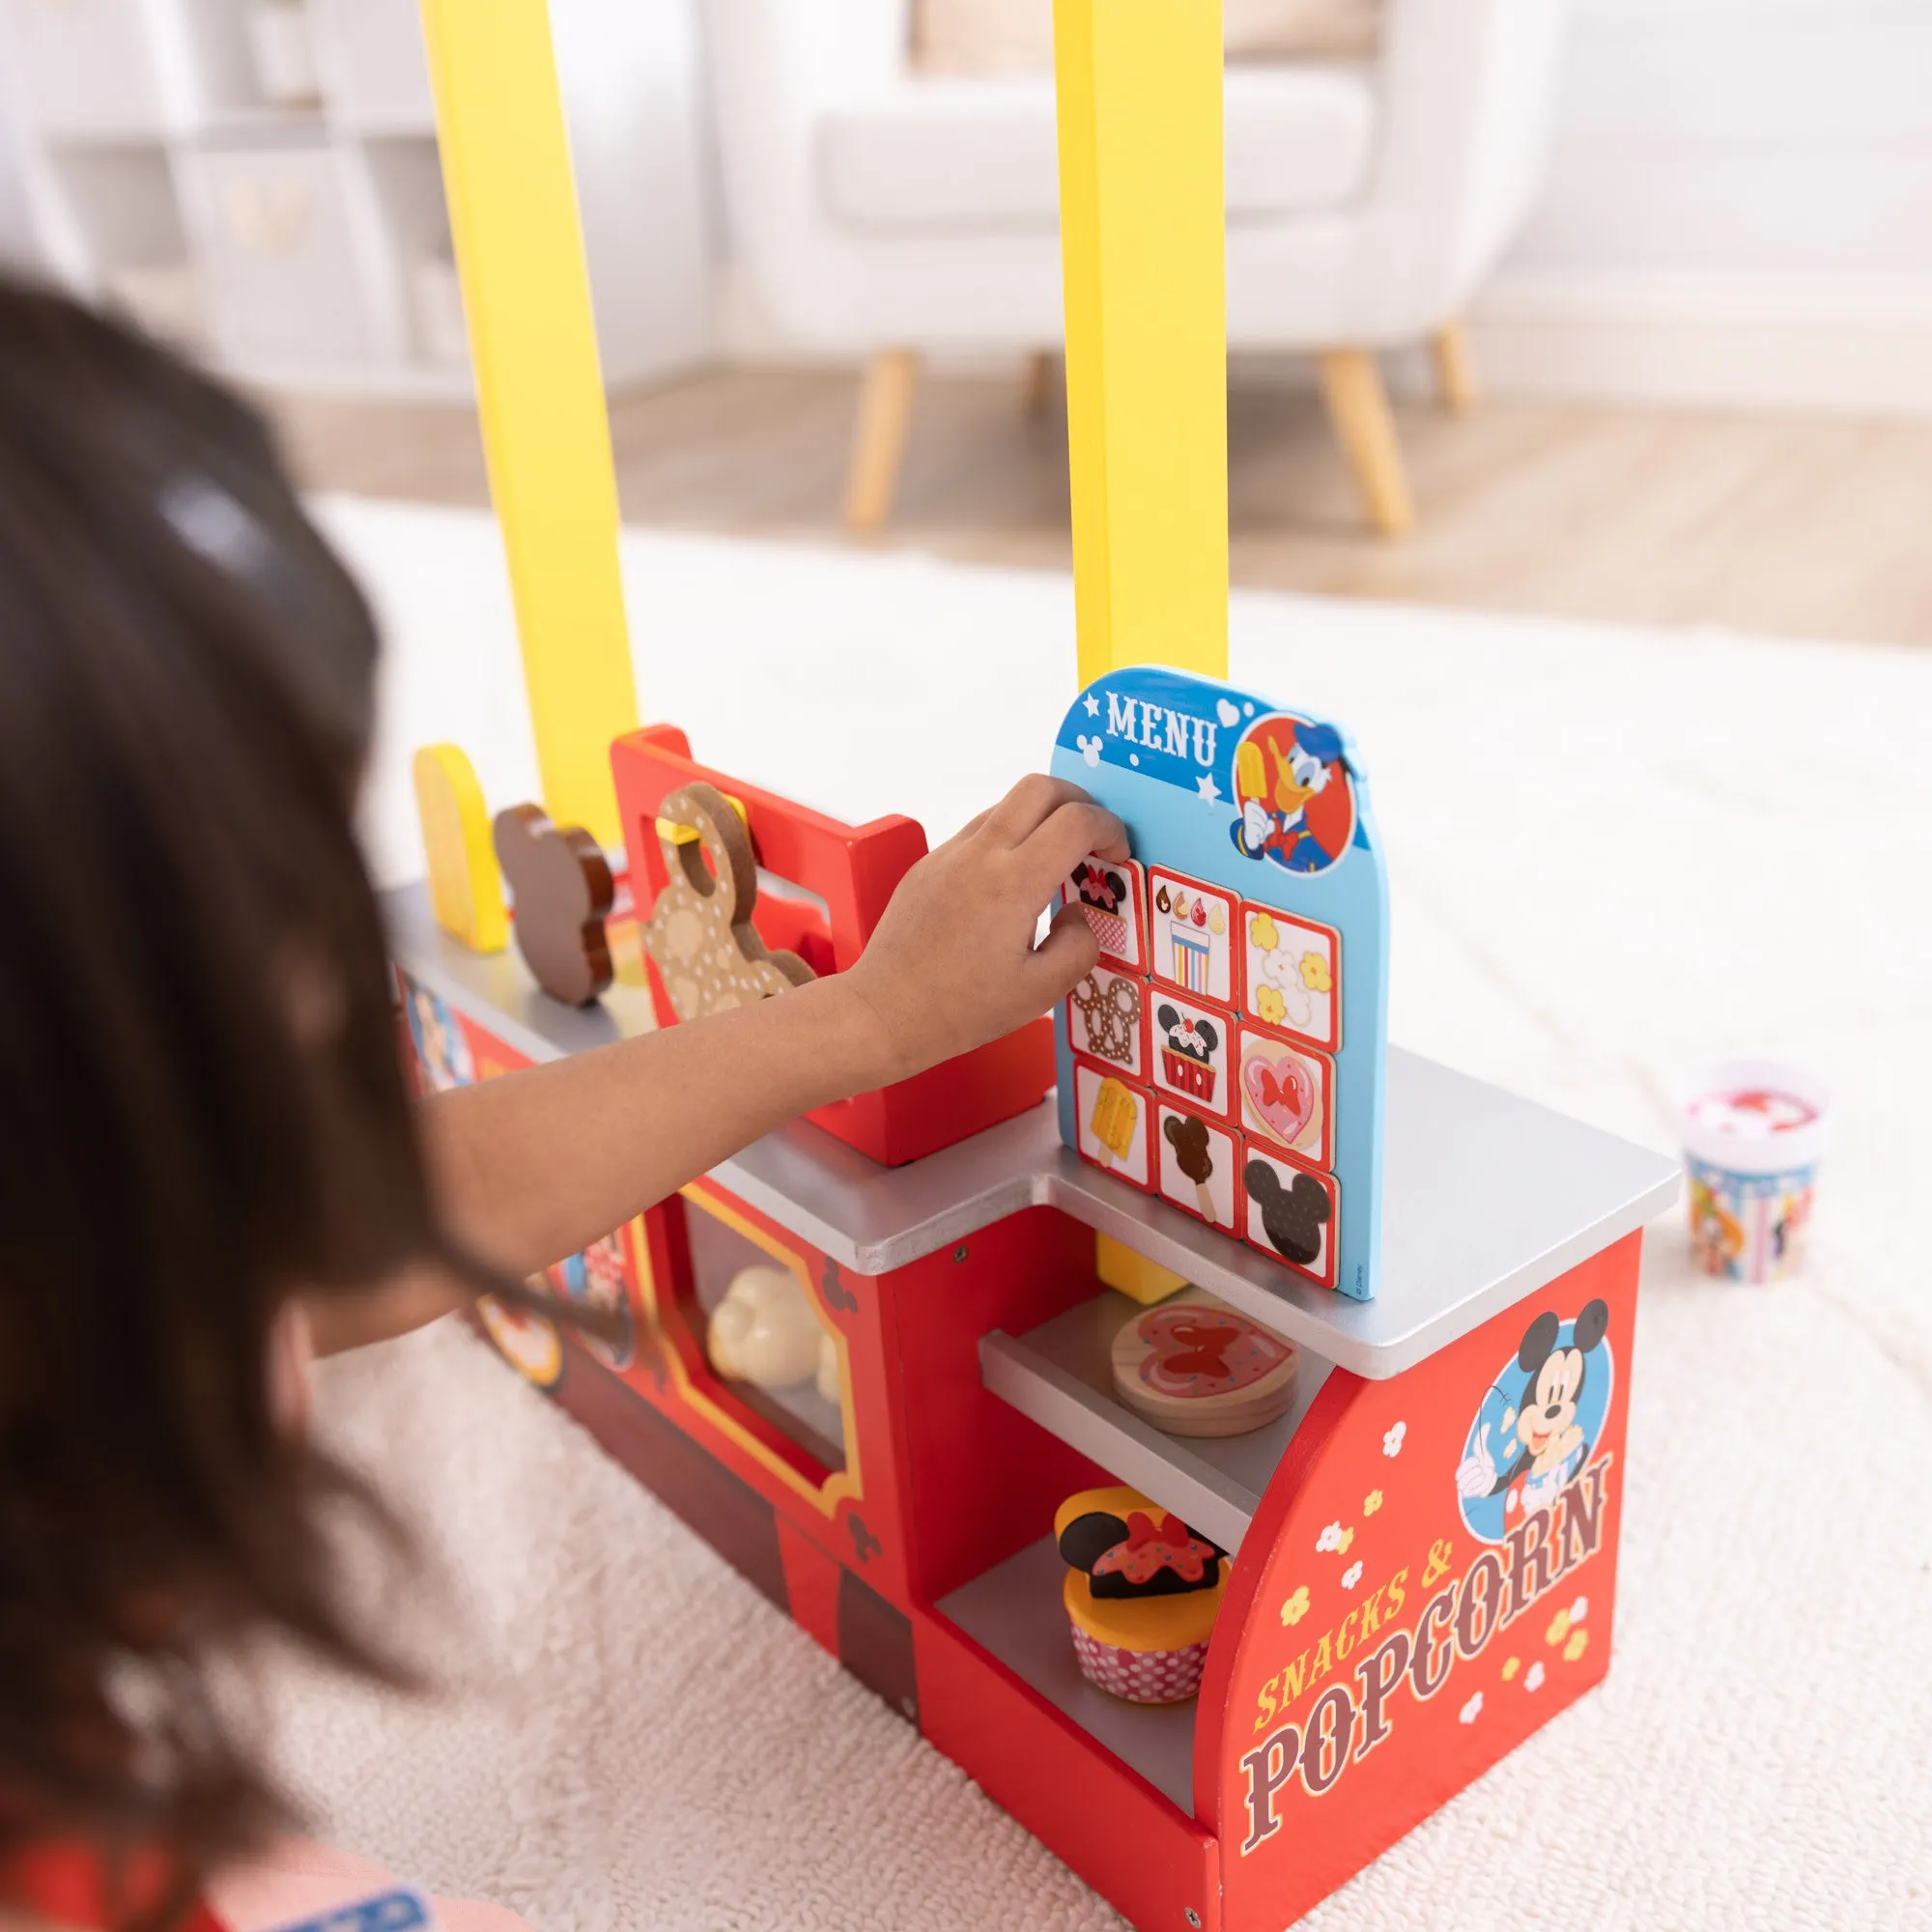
[1240,903,1339,1052]
[1064,855,1146,971]
[1055,1485,1228,1704]
[1237,1027,1333,1169]
[1155,1102,1239,1231]
[1151,994,1236,1122]
[1146,868,1234,1007]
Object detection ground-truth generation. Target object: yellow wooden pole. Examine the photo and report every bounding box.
[1053,0,1229,687]
[1056,0,1229,1305]
[417,0,638,847]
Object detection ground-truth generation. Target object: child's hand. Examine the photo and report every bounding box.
[425,777,1124,1283]
[839,775,1127,1085]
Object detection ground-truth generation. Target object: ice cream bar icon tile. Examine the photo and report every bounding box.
[1147,868,1235,1007]
[1064,856,1145,971]
[1156,1102,1239,1232]
[1075,1062,1151,1189]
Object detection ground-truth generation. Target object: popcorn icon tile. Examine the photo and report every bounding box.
[1241,1146,1338,1288]
[1146,868,1235,1007]
[1240,903,1339,1053]
[1066,964,1148,1079]
[1154,1101,1240,1233]
[1063,855,1145,971]
[1236,1026,1334,1168]
[1150,991,1236,1122]
[1074,1061,1151,1190]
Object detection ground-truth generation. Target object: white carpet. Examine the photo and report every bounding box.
[272,497,1932,1930]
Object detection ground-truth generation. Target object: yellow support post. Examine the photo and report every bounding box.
[1055,2,1230,1302]
[1053,0,1229,687]
[417,0,638,847]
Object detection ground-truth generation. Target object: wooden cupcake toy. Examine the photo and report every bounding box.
[1055,1486,1228,1704]
[1110,1293,1298,1437]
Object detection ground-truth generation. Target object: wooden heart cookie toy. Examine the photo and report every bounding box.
[642,780,814,1018]
[1110,1293,1298,1437]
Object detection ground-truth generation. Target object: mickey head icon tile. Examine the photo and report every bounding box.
[1239,902,1339,1052]
[1241,1147,1338,1289]
[1155,1102,1240,1235]
[1073,1060,1152,1190]
[1063,855,1146,971]
[1149,992,1237,1123]
[1066,965,1148,1080]
[1236,1025,1333,1169]
[1146,869,1236,1007]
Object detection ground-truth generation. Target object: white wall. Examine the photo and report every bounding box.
[0,20,44,271]
[1475,0,1932,415]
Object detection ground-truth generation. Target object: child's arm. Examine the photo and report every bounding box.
[307,777,1122,1354]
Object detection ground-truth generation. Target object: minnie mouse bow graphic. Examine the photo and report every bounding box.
[1073,861,1125,913]
[1091,1511,1218,1587]
[1157,1319,1242,1379]
[1248,1061,1305,1113]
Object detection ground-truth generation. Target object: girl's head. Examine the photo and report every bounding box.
[0,281,446,1897]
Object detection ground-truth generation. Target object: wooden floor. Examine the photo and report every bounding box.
[270,363,1932,647]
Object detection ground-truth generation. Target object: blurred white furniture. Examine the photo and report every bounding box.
[0,0,714,396]
[706,0,1569,532]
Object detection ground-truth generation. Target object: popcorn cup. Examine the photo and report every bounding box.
[1676,1060,1830,1283]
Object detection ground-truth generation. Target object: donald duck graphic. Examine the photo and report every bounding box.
[1231,717,1352,875]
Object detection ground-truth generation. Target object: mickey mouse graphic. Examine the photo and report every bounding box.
[1455,1299,1610,1531]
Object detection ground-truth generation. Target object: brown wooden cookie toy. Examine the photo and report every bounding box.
[642,780,814,1018]
[1109,1293,1298,1437]
[493,802,614,1006]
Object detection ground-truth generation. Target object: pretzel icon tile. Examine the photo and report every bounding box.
[642,780,814,1019]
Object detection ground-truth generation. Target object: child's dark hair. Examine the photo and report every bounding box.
[0,280,478,1913]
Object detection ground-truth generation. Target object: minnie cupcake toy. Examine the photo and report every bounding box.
[1056,1485,1229,1704]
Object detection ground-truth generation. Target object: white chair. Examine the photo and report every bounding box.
[704,0,1569,533]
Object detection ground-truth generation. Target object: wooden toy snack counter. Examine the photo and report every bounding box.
[389,704,1677,1932]
[395,2,1677,1922]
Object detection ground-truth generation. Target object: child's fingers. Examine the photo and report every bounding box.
[982,774,1099,848]
[938,806,995,852]
[1016,798,1128,900]
[1025,899,1102,1004]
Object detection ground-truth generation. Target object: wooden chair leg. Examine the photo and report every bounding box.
[1316,347,1414,537]
[844,348,919,532]
[1022,349,1054,417]
[1431,320,1477,414]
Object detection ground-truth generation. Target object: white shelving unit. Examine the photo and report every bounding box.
[0,0,715,397]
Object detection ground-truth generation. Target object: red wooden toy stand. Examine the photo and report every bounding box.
[390,789,1677,1931]
[611,723,1053,1166]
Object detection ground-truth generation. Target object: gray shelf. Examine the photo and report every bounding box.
[387,882,1682,1381]
[980,1292,1332,1555]
[935,1532,1198,1816]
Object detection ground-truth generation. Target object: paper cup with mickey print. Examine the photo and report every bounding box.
[1676,1059,1831,1284]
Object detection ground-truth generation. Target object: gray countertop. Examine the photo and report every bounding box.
[388,884,1681,1379]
